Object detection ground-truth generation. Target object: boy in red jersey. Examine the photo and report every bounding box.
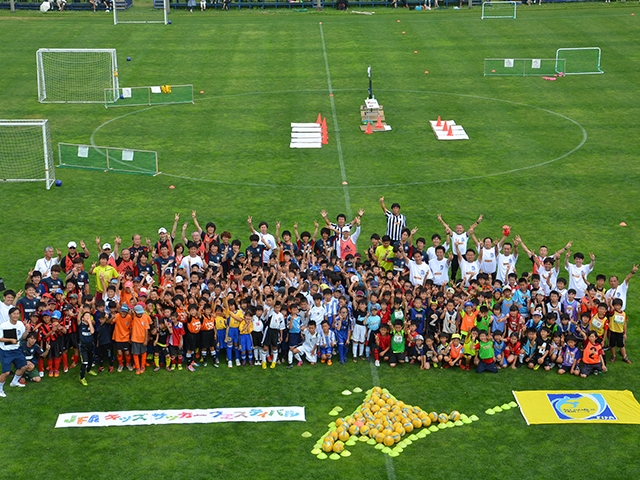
[168,309,185,371]
[373,323,391,367]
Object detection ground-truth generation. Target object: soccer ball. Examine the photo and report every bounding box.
[438,413,449,424]
[449,410,461,422]
[428,411,438,423]
[55,179,62,187]
[126,57,131,61]
[168,20,172,24]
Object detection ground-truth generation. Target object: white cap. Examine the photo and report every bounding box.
[102,243,112,250]
[350,275,359,284]
[67,241,77,248]
[158,227,168,234]
[175,276,184,283]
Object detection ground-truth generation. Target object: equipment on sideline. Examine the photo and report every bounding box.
[481,1,516,19]
[0,119,55,190]
[429,118,469,140]
[58,143,159,176]
[484,58,566,76]
[290,122,322,149]
[36,49,119,104]
[114,0,169,25]
[555,47,603,75]
[105,84,195,108]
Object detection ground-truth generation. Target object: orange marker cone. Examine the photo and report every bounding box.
[375,115,383,129]
[321,117,328,144]
[436,116,441,127]
[316,113,322,124]
[321,117,328,133]
[442,121,448,132]
[447,125,454,136]
[364,121,373,134]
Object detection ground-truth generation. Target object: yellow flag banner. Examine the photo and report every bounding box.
[512,390,640,425]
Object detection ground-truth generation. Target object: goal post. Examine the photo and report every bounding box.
[555,47,603,75]
[58,143,159,176]
[484,58,566,76]
[482,1,516,19]
[0,120,56,190]
[114,0,169,25]
[105,84,194,108]
[36,49,119,104]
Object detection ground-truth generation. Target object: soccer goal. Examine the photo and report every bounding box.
[0,120,56,190]
[105,84,194,108]
[114,0,169,25]
[555,48,603,75]
[58,143,159,176]
[36,49,119,104]
[484,58,566,76]
[482,1,516,19]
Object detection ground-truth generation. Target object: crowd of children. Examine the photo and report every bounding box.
[0,209,636,396]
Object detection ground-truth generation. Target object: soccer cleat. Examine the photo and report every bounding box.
[127,365,134,371]
[213,363,219,369]
[10,381,25,388]
[215,358,220,365]
[70,362,77,369]
[297,361,303,367]
[192,362,200,367]
[135,369,141,375]
[321,358,326,363]
[327,359,332,366]
[109,366,114,373]
[0,390,5,397]
[98,366,105,373]
[228,361,233,368]
[270,361,276,369]
[48,370,54,378]
[79,378,88,386]
[187,364,196,372]
[39,371,44,378]
[262,361,267,369]
[203,362,208,367]
[375,360,380,367]
[533,364,540,371]
[287,364,293,369]
[235,359,241,367]
[54,371,60,377]
[88,370,97,376]
[171,364,176,371]
[154,367,161,372]
[177,363,183,371]
[166,366,172,372]
[117,365,124,372]
[63,368,69,373]
[623,357,633,364]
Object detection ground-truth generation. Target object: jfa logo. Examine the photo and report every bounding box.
[547,393,617,421]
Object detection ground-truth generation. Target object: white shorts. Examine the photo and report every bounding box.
[352,324,367,343]
[299,345,317,363]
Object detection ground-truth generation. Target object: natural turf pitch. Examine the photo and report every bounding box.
[1,4,640,479]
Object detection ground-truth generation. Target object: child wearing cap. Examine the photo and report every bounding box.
[412,335,427,369]
[446,333,463,368]
[112,304,132,372]
[131,304,151,374]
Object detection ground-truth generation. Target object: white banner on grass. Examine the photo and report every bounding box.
[55,406,305,428]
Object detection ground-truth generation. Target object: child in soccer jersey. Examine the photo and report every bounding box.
[589,302,609,343]
[446,333,463,369]
[405,322,419,364]
[351,301,368,362]
[562,288,580,323]
[609,298,631,363]
[490,304,507,336]
[224,297,244,368]
[291,321,319,366]
[199,303,218,367]
[580,331,607,378]
[506,305,525,339]
[423,335,438,369]
[558,335,581,376]
[440,300,459,336]
[238,307,254,366]
[184,304,202,372]
[374,323,391,367]
[20,332,49,383]
[318,320,337,365]
[251,305,264,366]
[412,335,427,369]
[522,328,538,368]
[475,330,498,373]
[49,311,66,377]
[153,316,172,372]
[533,327,552,371]
[214,304,228,364]
[168,310,184,371]
[575,311,592,347]
[542,313,558,334]
[333,306,352,365]
[365,304,382,360]
[556,314,576,338]
[462,328,479,370]
[493,331,506,368]
[504,332,521,369]
[459,302,478,339]
[95,311,115,373]
[77,311,97,386]
[549,332,564,367]
[436,332,450,366]
[475,305,491,332]
[262,301,285,369]
[286,304,302,368]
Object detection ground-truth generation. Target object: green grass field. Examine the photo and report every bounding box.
[1,4,640,479]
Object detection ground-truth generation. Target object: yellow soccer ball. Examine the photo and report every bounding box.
[438,413,449,424]
[338,430,350,442]
[429,412,439,423]
[384,435,395,447]
[375,432,386,444]
[322,441,334,452]
[449,411,461,422]
[333,441,345,453]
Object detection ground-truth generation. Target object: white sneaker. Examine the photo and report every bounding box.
[235,359,241,366]
[0,390,5,398]
[39,371,44,378]
[375,360,380,367]
[228,361,233,368]
[10,382,25,388]
[117,365,124,372]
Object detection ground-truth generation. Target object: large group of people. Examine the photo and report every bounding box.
[0,202,636,397]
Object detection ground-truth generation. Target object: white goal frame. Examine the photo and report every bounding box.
[36,48,119,104]
[113,0,169,25]
[482,1,517,19]
[0,120,56,190]
[555,47,603,75]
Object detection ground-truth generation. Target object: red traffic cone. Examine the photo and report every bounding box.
[321,117,328,144]
[436,115,441,127]
[375,115,383,129]
[442,121,448,132]
[321,117,328,133]
[447,125,454,136]
[322,132,328,145]
[364,121,373,134]
[316,113,322,124]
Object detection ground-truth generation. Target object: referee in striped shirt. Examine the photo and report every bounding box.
[379,196,406,243]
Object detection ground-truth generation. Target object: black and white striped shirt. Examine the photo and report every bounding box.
[384,210,406,242]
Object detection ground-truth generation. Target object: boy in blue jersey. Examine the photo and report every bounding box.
[493,330,506,368]
[286,304,302,368]
[334,306,351,364]
[318,320,336,365]
[365,304,381,360]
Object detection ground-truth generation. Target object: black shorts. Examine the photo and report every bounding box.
[64,331,79,350]
[114,341,130,352]
[388,352,404,364]
[263,328,280,349]
[581,363,602,376]
[169,345,180,357]
[251,331,263,348]
[80,343,94,363]
[50,337,64,357]
[200,330,216,350]
[183,331,200,352]
[609,331,625,348]
[154,344,169,356]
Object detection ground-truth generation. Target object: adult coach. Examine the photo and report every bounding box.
[0,307,30,397]
[379,196,406,243]
[606,264,638,311]
[34,246,61,279]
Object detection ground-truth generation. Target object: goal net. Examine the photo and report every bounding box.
[58,143,159,176]
[0,120,56,189]
[105,84,194,108]
[555,48,603,75]
[36,49,119,104]
[114,0,169,25]
[482,1,516,19]
[484,58,566,76]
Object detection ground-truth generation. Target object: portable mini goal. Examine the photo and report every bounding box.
[482,1,516,19]
[105,84,194,108]
[58,143,159,176]
[555,48,603,75]
[484,58,566,76]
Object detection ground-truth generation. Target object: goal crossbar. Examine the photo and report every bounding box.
[555,47,603,75]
